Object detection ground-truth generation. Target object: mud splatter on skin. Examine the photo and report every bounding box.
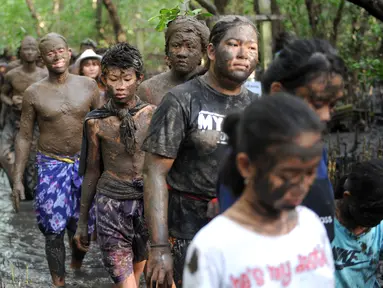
[212,25,258,85]
[137,16,209,106]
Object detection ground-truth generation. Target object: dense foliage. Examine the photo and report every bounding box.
[1,0,383,87]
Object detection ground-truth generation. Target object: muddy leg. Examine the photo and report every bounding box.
[67,218,88,270]
[45,232,66,287]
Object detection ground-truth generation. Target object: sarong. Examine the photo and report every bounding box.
[96,193,148,283]
[34,151,95,235]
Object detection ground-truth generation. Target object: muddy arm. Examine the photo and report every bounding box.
[78,119,101,228]
[143,153,174,244]
[0,76,13,106]
[137,81,152,104]
[13,89,36,184]
[90,82,101,109]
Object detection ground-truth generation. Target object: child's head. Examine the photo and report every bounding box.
[101,43,144,104]
[336,160,383,229]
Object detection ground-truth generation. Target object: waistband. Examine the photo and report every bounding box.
[37,150,79,164]
[167,184,211,202]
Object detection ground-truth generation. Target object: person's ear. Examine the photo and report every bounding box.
[137,74,144,86]
[101,75,107,87]
[68,48,72,59]
[343,191,351,198]
[270,82,283,94]
[207,43,215,62]
[236,153,254,179]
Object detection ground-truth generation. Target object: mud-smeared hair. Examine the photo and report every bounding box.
[101,42,143,78]
[262,39,347,94]
[209,15,258,47]
[336,160,383,229]
[221,92,324,196]
[165,15,210,56]
[39,33,68,51]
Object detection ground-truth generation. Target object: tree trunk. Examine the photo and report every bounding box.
[96,0,103,40]
[347,0,383,22]
[330,0,345,46]
[214,0,230,14]
[25,0,43,37]
[103,0,126,42]
[194,0,220,15]
[305,0,322,37]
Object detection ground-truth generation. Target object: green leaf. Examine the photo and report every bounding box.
[200,12,213,17]
[148,15,160,22]
[160,9,170,15]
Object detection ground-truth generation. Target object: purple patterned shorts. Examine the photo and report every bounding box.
[96,193,149,284]
[34,152,96,235]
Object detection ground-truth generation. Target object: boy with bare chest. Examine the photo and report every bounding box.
[12,33,100,287]
[74,43,155,288]
[0,36,47,189]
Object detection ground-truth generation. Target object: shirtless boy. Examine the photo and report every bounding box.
[0,36,47,189]
[12,33,99,287]
[137,16,209,105]
[74,43,155,287]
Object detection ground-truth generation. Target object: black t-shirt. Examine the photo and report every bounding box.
[142,76,256,239]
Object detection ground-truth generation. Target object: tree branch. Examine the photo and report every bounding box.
[103,0,126,42]
[25,0,42,37]
[347,0,383,21]
[194,0,220,15]
[331,0,345,45]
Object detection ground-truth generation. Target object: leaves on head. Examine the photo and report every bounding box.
[148,3,212,32]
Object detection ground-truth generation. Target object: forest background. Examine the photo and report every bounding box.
[2,0,383,101]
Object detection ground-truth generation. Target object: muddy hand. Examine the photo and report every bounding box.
[74,226,89,252]
[12,182,25,213]
[146,246,173,288]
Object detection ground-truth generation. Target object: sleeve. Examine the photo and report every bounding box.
[183,237,222,288]
[141,92,188,158]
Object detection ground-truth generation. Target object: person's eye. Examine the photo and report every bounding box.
[228,42,238,47]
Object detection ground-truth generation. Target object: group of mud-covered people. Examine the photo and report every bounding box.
[1,14,383,288]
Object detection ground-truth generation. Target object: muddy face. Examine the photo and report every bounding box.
[168,31,203,75]
[81,59,100,79]
[250,132,322,213]
[213,25,258,83]
[103,67,141,105]
[295,73,344,122]
[40,36,71,74]
[20,36,39,64]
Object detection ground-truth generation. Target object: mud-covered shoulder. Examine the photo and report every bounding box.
[166,77,201,104]
[4,66,21,79]
[24,79,45,102]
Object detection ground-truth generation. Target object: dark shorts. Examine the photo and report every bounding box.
[169,237,192,288]
[96,194,149,284]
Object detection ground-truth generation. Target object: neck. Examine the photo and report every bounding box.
[112,96,137,110]
[205,68,243,96]
[48,69,69,84]
[169,67,202,84]
[22,61,36,73]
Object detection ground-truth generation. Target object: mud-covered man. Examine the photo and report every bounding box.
[74,42,155,288]
[12,33,99,287]
[137,16,210,105]
[0,36,47,188]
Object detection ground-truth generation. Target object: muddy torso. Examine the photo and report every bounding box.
[138,71,180,106]
[7,66,47,98]
[97,105,156,181]
[30,74,97,156]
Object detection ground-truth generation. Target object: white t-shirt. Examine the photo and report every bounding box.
[183,206,334,288]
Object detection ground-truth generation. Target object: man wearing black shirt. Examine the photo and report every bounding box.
[142,16,259,287]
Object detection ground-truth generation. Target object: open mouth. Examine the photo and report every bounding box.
[52,60,65,68]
